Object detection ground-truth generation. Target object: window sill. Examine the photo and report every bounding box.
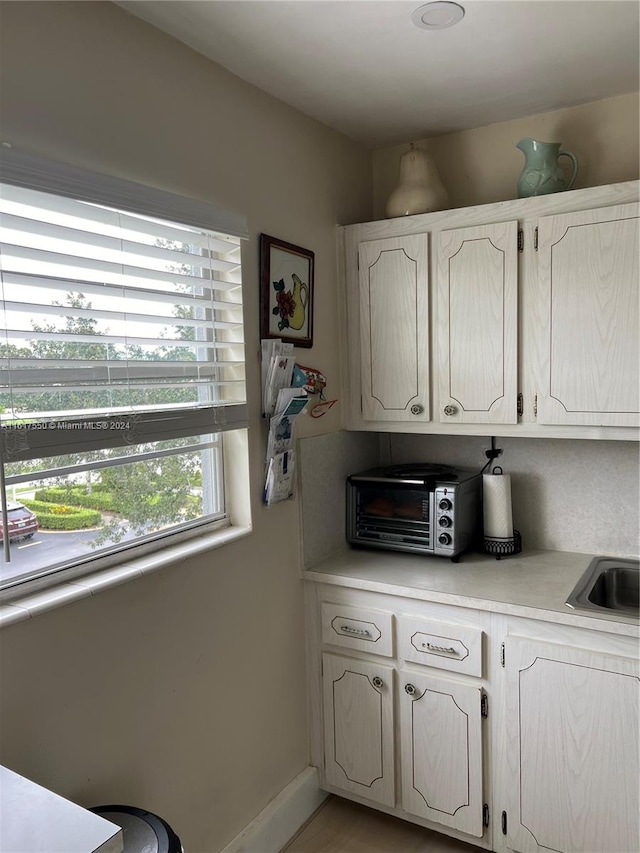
[0,524,252,628]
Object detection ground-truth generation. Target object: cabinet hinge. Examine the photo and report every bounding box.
[534,394,538,417]
[517,229,524,252]
[360,395,363,414]
[501,810,508,835]
[517,392,523,418]
[357,253,360,271]
[483,803,490,829]
[481,691,488,719]
[501,642,505,667]
[534,226,539,251]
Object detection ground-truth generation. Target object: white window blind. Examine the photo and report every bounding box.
[0,147,249,239]
[0,181,247,448]
[0,151,248,587]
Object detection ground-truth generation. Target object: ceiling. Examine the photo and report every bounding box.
[117,1,640,148]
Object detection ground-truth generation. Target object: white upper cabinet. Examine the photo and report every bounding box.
[535,203,639,427]
[436,222,518,425]
[358,234,429,422]
[339,180,640,439]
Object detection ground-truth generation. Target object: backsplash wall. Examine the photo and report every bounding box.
[299,431,639,566]
[298,431,379,568]
[381,434,639,557]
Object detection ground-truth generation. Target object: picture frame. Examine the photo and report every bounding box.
[260,234,314,348]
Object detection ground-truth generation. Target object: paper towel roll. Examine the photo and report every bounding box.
[483,471,514,539]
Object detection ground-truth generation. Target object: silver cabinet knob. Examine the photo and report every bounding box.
[410,404,423,415]
[443,404,457,416]
[404,683,416,696]
[372,676,384,689]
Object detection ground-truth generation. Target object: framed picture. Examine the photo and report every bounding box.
[260,234,314,348]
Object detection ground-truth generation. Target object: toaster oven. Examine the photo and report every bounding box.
[346,463,482,561]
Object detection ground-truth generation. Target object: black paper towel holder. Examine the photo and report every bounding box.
[484,529,522,560]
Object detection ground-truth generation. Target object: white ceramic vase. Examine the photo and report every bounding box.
[386,143,450,218]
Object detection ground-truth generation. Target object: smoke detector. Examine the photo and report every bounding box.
[412,2,465,30]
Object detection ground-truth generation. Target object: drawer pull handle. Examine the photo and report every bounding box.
[372,676,384,689]
[422,642,457,654]
[340,625,371,637]
[405,683,416,696]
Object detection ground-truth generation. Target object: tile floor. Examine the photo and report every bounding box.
[281,796,482,853]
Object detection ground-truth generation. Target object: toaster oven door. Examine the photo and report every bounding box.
[348,481,434,553]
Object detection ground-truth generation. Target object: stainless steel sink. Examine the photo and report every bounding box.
[565,557,639,616]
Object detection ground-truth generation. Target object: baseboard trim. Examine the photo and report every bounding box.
[220,766,328,853]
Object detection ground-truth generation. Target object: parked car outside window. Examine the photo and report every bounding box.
[0,502,39,544]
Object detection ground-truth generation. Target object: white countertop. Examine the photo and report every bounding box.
[304,547,639,637]
[0,766,123,853]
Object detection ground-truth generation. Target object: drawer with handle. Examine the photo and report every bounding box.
[321,602,394,657]
[398,615,482,676]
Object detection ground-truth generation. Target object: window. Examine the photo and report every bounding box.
[0,149,249,593]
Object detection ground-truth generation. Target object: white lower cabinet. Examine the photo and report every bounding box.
[322,653,395,807]
[399,669,485,837]
[316,591,490,847]
[311,583,639,853]
[502,635,640,853]
[321,652,486,836]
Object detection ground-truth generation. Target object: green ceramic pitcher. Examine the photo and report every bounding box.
[516,138,578,197]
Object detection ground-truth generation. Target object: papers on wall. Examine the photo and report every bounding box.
[261,339,308,505]
[266,390,308,462]
[263,450,296,507]
[261,339,295,417]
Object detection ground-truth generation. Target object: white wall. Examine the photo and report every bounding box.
[373,92,640,218]
[0,3,371,852]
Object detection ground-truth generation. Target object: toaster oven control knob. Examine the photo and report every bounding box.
[438,532,452,546]
[438,515,452,528]
[438,498,452,511]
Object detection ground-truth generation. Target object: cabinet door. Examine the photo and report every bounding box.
[359,234,429,422]
[322,653,395,807]
[399,669,484,837]
[536,203,639,426]
[436,221,518,424]
[504,636,640,853]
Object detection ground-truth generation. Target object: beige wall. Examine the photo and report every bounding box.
[373,92,640,218]
[0,3,371,852]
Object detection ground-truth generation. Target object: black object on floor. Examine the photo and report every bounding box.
[90,804,183,853]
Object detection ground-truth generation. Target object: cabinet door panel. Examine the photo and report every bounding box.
[359,235,429,422]
[437,221,518,424]
[323,653,395,807]
[504,636,640,853]
[400,669,484,837]
[536,203,639,426]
